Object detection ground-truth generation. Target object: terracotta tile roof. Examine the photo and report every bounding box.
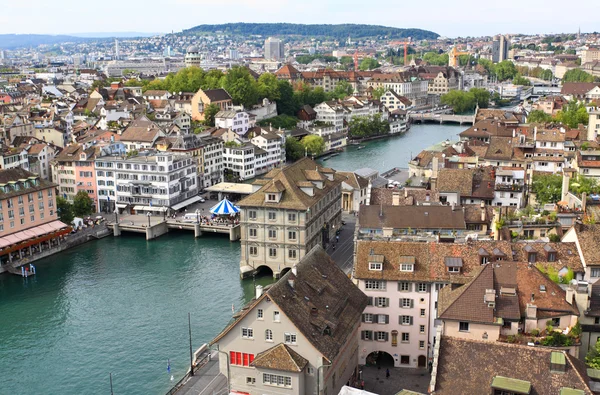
[434,337,593,395]
[511,242,584,273]
[573,225,600,266]
[251,343,308,372]
[475,109,526,123]
[536,128,566,142]
[370,188,439,206]
[120,117,162,142]
[238,157,345,211]
[358,205,466,230]
[0,168,56,199]
[436,167,495,199]
[338,171,369,190]
[484,137,516,161]
[460,119,516,139]
[561,82,600,96]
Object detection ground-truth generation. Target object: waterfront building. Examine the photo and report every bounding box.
[211,246,368,395]
[191,88,233,122]
[0,168,69,265]
[250,130,284,175]
[51,144,97,206]
[338,171,370,213]
[379,90,412,111]
[94,152,198,214]
[223,143,257,181]
[264,37,284,61]
[238,157,344,278]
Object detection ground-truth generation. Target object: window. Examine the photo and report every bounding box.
[400,298,413,308]
[417,283,428,292]
[400,355,410,365]
[376,331,388,341]
[419,340,425,349]
[265,329,273,341]
[419,325,426,334]
[593,268,600,278]
[398,282,411,292]
[288,249,297,259]
[377,314,389,324]
[375,297,389,307]
[288,231,296,240]
[267,193,277,202]
[365,280,386,290]
[307,367,315,375]
[369,262,382,271]
[249,228,257,238]
[420,309,426,317]
[30,215,34,222]
[362,313,373,323]
[400,264,414,272]
[268,212,276,221]
[263,373,292,388]
[257,309,263,319]
[246,377,256,385]
[248,210,257,220]
[284,332,297,344]
[242,327,253,339]
[459,322,470,332]
[269,248,277,258]
[361,330,373,340]
[268,229,277,239]
[273,311,281,322]
[249,246,258,256]
[391,331,398,346]
[548,252,556,262]
[230,352,254,366]
[288,213,296,222]
[400,315,413,325]
[401,333,410,343]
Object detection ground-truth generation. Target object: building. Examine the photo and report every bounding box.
[185,45,202,68]
[573,150,600,178]
[582,48,600,64]
[250,130,284,175]
[0,168,69,266]
[429,337,593,394]
[0,145,29,171]
[264,37,285,61]
[238,157,344,278]
[119,117,165,152]
[223,143,257,181]
[492,35,510,63]
[215,111,256,135]
[210,246,368,395]
[589,109,600,142]
[379,90,412,111]
[52,144,97,207]
[95,152,198,214]
[492,167,526,207]
[338,171,370,213]
[191,88,233,122]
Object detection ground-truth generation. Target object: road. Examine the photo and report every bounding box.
[177,352,228,395]
[327,213,356,275]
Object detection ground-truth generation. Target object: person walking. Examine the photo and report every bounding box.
[386,368,390,379]
[360,380,365,390]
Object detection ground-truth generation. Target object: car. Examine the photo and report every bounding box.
[198,197,206,203]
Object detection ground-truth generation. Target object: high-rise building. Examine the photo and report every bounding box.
[115,39,119,59]
[264,37,284,61]
[492,35,510,63]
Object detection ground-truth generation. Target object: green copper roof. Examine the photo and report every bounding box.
[491,376,532,394]
[559,388,585,395]
[551,351,566,365]
[587,368,600,380]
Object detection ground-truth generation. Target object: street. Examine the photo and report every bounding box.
[327,213,357,275]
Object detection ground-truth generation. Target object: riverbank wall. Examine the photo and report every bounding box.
[0,224,112,275]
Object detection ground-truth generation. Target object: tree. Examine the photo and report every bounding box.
[494,60,517,81]
[300,135,325,156]
[422,52,450,66]
[540,69,553,81]
[359,57,380,71]
[73,191,94,217]
[512,74,531,86]
[469,88,490,108]
[276,80,300,116]
[257,115,298,129]
[527,110,553,124]
[371,87,386,100]
[440,90,476,113]
[57,196,74,224]
[563,69,596,83]
[586,338,600,369]
[347,114,390,139]
[555,100,589,128]
[329,80,353,99]
[285,137,305,162]
[221,66,259,108]
[531,174,562,205]
[257,73,281,101]
[203,103,220,127]
[478,58,494,74]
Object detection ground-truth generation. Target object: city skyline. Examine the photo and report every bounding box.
[0,0,597,38]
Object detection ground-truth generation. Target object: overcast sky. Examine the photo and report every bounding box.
[0,0,595,38]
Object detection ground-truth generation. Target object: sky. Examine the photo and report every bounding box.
[0,0,597,38]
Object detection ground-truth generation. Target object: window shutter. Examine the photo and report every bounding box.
[361,314,366,323]
[385,315,389,324]
[385,298,389,307]
[409,316,414,325]
[367,297,373,306]
[399,315,403,325]
[408,282,413,292]
[384,332,389,342]
[410,299,414,308]
[361,331,365,340]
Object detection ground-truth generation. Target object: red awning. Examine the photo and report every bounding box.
[0,220,71,256]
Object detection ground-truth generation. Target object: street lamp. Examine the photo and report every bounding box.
[147,212,151,227]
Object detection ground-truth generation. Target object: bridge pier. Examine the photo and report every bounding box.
[194,223,203,238]
[146,222,169,240]
[113,223,121,237]
[229,226,240,241]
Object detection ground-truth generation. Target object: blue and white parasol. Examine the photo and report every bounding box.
[209,198,240,215]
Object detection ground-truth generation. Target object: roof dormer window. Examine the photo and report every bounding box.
[399,256,415,272]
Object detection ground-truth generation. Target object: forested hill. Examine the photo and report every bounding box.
[183,23,439,40]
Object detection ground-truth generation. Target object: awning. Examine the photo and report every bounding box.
[133,205,147,211]
[171,195,203,211]
[0,220,70,254]
[146,206,168,212]
[116,203,128,208]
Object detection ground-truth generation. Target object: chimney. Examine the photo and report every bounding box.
[288,278,295,289]
[512,129,515,138]
[526,303,537,319]
[565,287,574,305]
[404,188,408,198]
[481,201,486,222]
[291,265,297,276]
[530,293,535,303]
[392,191,401,206]
[432,156,439,179]
[311,307,318,316]
[533,126,537,141]
[256,285,263,299]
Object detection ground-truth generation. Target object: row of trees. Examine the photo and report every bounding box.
[440,88,491,113]
[531,173,600,205]
[516,66,553,81]
[563,69,599,83]
[527,100,589,128]
[347,114,390,139]
[57,191,95,224]
[285,135,326,161]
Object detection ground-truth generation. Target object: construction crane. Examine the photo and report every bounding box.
[449,46,470,68]
[397,38,412,66]
[353,50,359,72]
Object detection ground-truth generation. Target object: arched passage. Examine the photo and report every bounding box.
[279,267,292,277]
[254,265,274,278]
[365,351,395,367]
[418,355,427,368]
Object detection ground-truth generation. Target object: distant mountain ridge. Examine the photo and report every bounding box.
[184,23,439,40]
[0,32,158,49]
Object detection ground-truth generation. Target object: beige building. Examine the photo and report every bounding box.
[238,157,344,278]
[211,246,368,395]
[191,88,233,121]
[582,48,600,64]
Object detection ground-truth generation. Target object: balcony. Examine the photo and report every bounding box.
[495,183,524,192]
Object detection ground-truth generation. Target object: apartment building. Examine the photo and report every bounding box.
[215,110,256,135]
[52,144,97,206]
[313,102,347,132]
[532,127,567,173]
[0,145,29,171]
[224,143,256,181]
[582,48,600,64]
[191,88,233,121]
[589,109,600,142]
[379,90,412,111]
[492,167,526,207]
[119,117,165,152]
[211,246,367,395]
[250,130,284,175]
[95,152,198,214]
[238,157,344,278]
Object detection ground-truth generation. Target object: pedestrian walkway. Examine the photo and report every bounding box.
[360,366,430,395]
[176,352,228,395]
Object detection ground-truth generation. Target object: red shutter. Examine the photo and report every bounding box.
[236,352,242,366]
[243,353,249,366]
[249,354,255,364]
[230,351,237,365]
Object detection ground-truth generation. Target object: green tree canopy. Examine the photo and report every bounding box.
[563,69,596,83]
[555,100,589,128]
[276,80,300,116]
[57,196,74,225]
[440,90,476,114]
[257,73,281,101]
[203,103,220,127]
[586,338,600,369]
[422,52,449,66]
[494,60,518,81]
[531,174,562,205]
[359,57,380,71]
[73,191,94,217]
[469,88,491,108]
[512,74,531,86]
[329,80,353,99]
[257,115,298,129]
[285,137,305,162]
[527,110,553,124]
[347,114,390,139]
[300,135,325,156]
[221,66,259,108]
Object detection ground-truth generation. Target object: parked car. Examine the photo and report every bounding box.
[199,197,206,203]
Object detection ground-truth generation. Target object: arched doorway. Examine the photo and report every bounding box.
[365,351,395,367]
[418,355,427,368]
[279,267,291,277]
[254,265,274,278]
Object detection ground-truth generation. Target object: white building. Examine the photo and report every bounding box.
[492,167,526,207]
[532,127,567,173]
[250,131,284,175]
[224,143,256,181]
[379,90,412,111]
[215,111,255,135]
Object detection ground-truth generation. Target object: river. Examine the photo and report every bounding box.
[0,123,465,395]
